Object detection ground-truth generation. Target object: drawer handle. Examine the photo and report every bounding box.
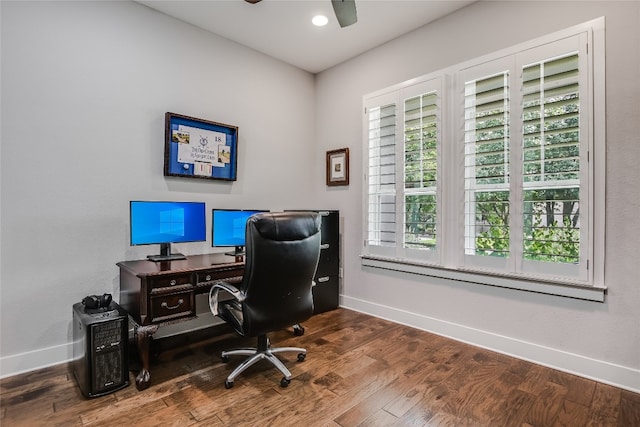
[205,275,211,281]
[169,279,177,286]
[161,299,184,310]
[320,244,330,250]
[317,276,330,283]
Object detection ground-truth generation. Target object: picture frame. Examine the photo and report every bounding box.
[164,112,238,181]
[326,148,349,186]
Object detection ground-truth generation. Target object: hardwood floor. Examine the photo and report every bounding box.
[1,308,639,426]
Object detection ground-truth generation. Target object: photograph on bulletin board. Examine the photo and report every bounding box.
[164,112,238,181]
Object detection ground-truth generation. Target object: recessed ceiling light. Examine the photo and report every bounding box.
[312,15,328,27]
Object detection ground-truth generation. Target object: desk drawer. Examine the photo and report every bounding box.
[148,274,192,292]
[150,290,194,322]
[313,275,339,314]
[196,268,244,285]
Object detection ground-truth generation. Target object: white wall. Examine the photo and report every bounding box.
[315,1,640,392]
[0,0,316,376]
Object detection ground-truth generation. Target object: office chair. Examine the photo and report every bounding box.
[209,211,321,388]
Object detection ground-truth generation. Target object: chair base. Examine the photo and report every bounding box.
[221,334,306,388]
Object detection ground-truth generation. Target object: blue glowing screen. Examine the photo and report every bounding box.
[212,209,267,247]
[130,201,206,246]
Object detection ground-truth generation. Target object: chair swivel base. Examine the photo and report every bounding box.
[221,335,306,389]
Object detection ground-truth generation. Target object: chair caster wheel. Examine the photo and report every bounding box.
[293,325,305,336]
[297,353,306,362]
[280,377,290,388]
[224,380,234,389]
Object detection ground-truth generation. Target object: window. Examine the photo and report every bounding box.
[365,78,443,264]
[404,91,439,252]
[366,97,397,250]
[521,53,582,266]
[463,67,511,266]
[362,19,605,300]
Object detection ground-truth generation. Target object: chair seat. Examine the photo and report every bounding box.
[218,301,244,335]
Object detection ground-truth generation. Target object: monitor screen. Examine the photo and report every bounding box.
[130,201,206,261]
[212,209,267,251]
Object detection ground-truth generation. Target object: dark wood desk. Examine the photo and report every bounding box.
[117,253,244,390]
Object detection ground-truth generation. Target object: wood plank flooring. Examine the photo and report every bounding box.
[1,308,639,426]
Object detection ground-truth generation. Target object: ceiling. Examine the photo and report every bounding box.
[136,0,476,74]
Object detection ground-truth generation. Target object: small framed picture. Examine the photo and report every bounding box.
[326,148,349,186]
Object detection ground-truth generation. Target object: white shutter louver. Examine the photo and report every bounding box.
[464,71,510,258]
[521,53,581,264]
[367,103,397,247]
[404,92,438,250]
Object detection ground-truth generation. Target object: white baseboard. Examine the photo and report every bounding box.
[0,311,223,380]
[341,295,640,394]
[0,343,72,379]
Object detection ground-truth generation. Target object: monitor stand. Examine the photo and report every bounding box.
[225,246,245,257]
[147,243,186,262]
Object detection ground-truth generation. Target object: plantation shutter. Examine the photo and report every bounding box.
[521,54,581,263]
[517,33,589,282]
[404,91,438,251]
[461,60,512,271]
[363,21,603,295]
[365,95,398,256]
[401,77,443,263]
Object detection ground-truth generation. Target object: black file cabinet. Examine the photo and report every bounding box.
[287,210,340,313]
[313,210,340,313]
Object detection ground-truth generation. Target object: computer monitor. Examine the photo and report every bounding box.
[211,209,268,256]
[130,201,206,262]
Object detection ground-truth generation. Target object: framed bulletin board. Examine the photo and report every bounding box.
[164,112,238,181]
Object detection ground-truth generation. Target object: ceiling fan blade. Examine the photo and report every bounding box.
[331,0,357,28]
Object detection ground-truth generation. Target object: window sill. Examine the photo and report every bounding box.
[360,255,606,302]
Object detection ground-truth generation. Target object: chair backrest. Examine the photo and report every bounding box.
[240,211,321,336]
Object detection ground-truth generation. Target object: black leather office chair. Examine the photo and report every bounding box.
[209,211,321,388]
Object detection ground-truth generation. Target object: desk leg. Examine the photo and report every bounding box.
[135,324,158,390]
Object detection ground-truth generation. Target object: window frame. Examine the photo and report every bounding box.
[361,18,606,302]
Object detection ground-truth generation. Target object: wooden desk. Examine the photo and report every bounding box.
[117,253,244,390]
